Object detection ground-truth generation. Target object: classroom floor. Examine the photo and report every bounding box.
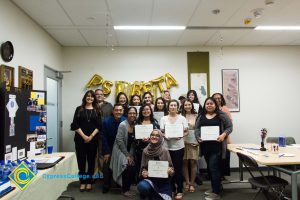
[58,171,298,200]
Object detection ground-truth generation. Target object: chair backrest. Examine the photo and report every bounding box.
[236,152,259,168]
[266,137,296,145]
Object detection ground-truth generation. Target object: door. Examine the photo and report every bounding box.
[44,66,62,152]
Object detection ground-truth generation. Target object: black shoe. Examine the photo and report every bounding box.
[102,187,109,194]
[195,177,203,185]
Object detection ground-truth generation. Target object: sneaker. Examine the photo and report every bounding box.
[204,190,213,196]
[205,193,221,200]
[122,191,136,198]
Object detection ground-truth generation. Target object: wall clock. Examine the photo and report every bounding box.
[1,41,14,62]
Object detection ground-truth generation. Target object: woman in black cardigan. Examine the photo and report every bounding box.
[71,90,101,192]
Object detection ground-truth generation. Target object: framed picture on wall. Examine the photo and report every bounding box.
[18,66,33,90]
[0,64,15,87]
[222,69,240,112]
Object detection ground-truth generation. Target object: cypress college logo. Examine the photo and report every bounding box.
[8,163,36,190]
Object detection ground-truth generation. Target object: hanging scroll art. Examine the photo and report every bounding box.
[85,73,178,99]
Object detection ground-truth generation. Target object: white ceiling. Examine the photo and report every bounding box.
[11,0,300,46]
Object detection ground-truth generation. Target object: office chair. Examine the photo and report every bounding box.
[266,137,296,146]
[237,152,289,200]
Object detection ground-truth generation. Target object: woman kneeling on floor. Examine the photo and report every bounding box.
[137,129,174,200]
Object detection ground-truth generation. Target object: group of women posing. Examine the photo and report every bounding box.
[71,89,232,200]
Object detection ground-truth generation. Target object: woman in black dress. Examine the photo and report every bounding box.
[71,90,101,192]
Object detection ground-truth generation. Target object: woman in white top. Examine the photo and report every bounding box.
[160,99,188,200]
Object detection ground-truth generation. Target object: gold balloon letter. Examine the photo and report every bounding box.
[164,73,178,89]
[86,74,104,88]
[142,82,152,93]
[151,76,165,92]
[131,81,142,96]
[102,81,113,95]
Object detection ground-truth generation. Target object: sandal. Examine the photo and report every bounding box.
[175,193,183,200]
[86,184,92,192]
[79,184,86,192]
[189,185,195,193]
[184,184,190,192]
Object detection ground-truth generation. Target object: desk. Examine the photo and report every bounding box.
[2,152,78,200]
[228,144,300,200]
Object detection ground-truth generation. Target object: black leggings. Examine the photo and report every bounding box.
[169,148,184,193]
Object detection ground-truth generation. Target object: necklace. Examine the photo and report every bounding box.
[86,109,93,122]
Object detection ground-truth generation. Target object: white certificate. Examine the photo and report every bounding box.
[135,124,153,139]
[201,126,220,141]
[153,112,164,123]
[193,103,200,113]
[165,123,183,138]
[184,130,198,144]
[148,160,169,178]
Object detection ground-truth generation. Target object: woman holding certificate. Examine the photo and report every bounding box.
[194,97,232,200]
[110,107,137,197]
[135,104,160,180]
[137,129,174,200]
[187,90,203,113]
[181,100,198,193]
[154,97,168,116]
[160,100,188,200]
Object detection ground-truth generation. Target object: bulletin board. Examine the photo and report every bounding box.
[0,83,47,162]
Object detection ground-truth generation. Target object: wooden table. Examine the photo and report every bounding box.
[228,144,300,200]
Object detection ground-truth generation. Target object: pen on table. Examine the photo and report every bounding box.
[279,153,285,158]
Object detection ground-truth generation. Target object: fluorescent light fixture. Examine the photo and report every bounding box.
[255,26,300,30]
[114,26,186,30]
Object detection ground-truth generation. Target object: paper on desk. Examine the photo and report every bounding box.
[35,156,62,163]
[278,153,295,157]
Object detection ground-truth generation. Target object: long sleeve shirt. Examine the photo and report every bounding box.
[102,115,126,155]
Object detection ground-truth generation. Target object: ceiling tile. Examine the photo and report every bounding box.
[261,31,300,45]
[234,30,278,45]
[148,31,184,46]
[46,29,87,46]
[108,0,153,25]
[13,0,73,26]
[189,0,248,26]
[115,30,149,46]
[206,30,252,46]
[151,0,199,25]
[58,0,108,26]
[80,29,118,46]
[177,30,215,46]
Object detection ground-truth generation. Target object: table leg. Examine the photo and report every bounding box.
[291,172,298,200]
[239,158,243,181]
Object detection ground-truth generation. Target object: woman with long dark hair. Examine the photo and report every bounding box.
[154,97,168,116]
[135,104,160,180]
[195,97,232,200]
[130,94,142,106]
[186,90,203,113]
[142,92,154,110]
[116,92,129,115]
[71,90,101,192]
[181,100,198,193]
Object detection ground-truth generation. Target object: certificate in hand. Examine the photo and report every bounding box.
[165,124,183,138]
[184,130,198,144]
[201,126,220,141]
[135,124,153,139]
[193,103,200,113]
[148,160,169,178]
[153,112,164,123]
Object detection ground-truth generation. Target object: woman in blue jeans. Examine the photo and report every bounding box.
[137,129,174,200]
[195,97,232,200]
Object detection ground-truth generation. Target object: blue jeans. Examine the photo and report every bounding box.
[204,152,222,194]
[137,180,162,200]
